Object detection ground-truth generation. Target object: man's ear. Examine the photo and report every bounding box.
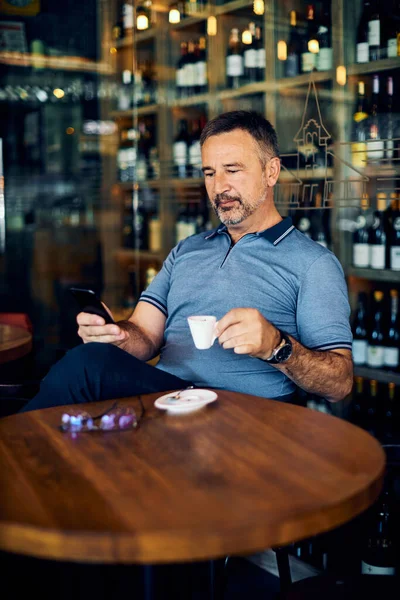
[266,157,281,187]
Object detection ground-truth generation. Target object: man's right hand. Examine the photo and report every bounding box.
[77,309,128,348]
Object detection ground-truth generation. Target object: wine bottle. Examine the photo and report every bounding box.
[356,0,371,63]
[368,192,387,269]
[384,76,394,162]
[383,289,400,370]
[352,292,369,366]
[195,37,207,94]
[176,42,188,99]
[243,22,258,84]
[389,194,400,271]
[382,382,396,439]
[352,193,370,268]
[118,69,133,111]
[368,0,381,61]
[226,28,244,89]
[255,25,265,81]
[188,118,202,178]
[352,375,365,425]
[285,10,301,77]
[301,4,318,73]
[184,40,196,97]
[351,81,369,168]
[385,0,400,57]
[122,1,134,35]
[367,291,385,368]
[316,3,333,71]
[361,477,397,575]
[366,75,384,163]
[148,213,162,252]
[173,119,190,178]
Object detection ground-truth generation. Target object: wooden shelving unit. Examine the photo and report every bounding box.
[109,0,400,393]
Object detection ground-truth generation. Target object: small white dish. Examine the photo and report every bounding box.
[154,389,218,414]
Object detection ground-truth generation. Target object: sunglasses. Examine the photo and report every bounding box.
[60,396,145,433]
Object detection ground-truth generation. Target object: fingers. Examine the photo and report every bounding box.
[77,312,126,344]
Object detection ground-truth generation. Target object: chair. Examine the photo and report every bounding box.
[0,313,40,416]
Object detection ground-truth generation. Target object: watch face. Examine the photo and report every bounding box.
[276,343,292,363]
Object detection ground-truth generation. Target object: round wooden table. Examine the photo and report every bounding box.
[0,390,385,565]
[0,324,32,365]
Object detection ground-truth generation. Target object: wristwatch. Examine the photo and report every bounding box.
[265,329,293,364]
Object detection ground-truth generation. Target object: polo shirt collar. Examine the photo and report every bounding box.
[204,216,294,246]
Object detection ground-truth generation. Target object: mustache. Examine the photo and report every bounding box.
[214,193,242,206]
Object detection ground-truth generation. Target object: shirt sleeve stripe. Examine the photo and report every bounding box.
[310,342,353,351]
[139,295,168,317]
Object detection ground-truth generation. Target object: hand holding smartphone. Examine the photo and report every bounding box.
[69,288,115,325]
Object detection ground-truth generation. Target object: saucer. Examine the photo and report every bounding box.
[154,389,218,414]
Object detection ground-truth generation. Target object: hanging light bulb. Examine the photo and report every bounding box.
[336,65,347,86]
[253,0,264,15]
[207,16,217,36]
[136,7,149,30]
[277,41,287,61]
[242,29,252,45]
[169,8,180,24]
[308,39,319,54]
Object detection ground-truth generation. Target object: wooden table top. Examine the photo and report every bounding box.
[0,390,385,564]
[0,324,32,365]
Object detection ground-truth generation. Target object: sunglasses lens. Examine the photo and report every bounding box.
[100,407,137,431]
[60,410,94,432]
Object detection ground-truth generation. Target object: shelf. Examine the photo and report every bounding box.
[115,30,156,48]
[114,248,164,268]
[354,366,400,385]
[348,57,400,77]
[275,71,334,89]
[171,93,211,107]
[170,15,208,29]
[347,267,400,283]
[279,167,333,182]
[0,51,113,74]
[219,82,266,100]
[215,0,254,15]
[110,104,159,119]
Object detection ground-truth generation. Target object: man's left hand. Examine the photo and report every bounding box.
[215,308,281,361]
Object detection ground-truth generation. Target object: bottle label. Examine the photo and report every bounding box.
[353,243,369,268]
[195,61,207,86]
[353,340,367,365]
[361,562,395,575]
[301,51,316,72]
[176,68,185,88]
[367,345,385,368]
[244,48,258,68]
[122,4,134,30]
[370,245,385,269]
[356,42,369,63]
[351,142,367,168]
[173,141,188,166]
[316,47,332,71]
[257,48,266,69]
[227,55,244,76]
[367,138,384,160]
[368,19,380,47]
[387,38,398,58]
[390,247,400,271]
[384,347,399,369]
[285,54,299,77]
[183,63,196,87]
[189,140,201,167]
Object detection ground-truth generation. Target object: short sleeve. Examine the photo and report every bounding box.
[296,253,353,352]
[138,247,177,317]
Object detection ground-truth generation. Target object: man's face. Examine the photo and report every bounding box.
[201,129,269,226]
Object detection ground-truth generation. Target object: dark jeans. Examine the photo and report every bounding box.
[20,342,192,413]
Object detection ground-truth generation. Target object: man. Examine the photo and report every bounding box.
[21,110,353,412]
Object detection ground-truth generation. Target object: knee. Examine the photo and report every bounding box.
[44,343,113,387]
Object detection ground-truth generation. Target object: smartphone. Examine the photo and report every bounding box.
[69,287,115,324]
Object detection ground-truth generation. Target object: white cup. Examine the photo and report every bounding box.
[187,315,218,350]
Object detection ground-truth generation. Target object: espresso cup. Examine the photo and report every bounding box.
[187,315,217,350]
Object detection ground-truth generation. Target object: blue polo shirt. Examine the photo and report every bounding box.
[139,217,352,399]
